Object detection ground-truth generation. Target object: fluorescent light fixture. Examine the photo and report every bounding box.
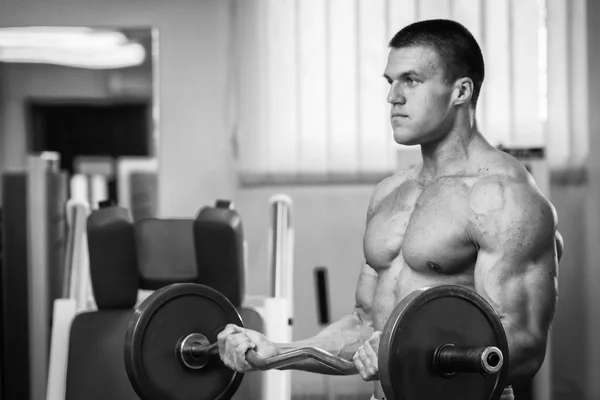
[0,43,145,69]
[0,26,146,69]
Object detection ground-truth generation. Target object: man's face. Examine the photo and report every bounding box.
[383,46,456,146]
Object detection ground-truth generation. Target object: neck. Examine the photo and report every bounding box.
[418,109,484,180]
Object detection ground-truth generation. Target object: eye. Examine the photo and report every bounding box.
[404,77,417,86]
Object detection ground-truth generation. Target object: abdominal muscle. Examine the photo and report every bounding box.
[370,254,474,399]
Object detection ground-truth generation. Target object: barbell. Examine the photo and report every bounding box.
[124,283,509,400]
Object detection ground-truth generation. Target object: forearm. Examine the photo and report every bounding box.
[503,322,548,384]
[273,314,374,375]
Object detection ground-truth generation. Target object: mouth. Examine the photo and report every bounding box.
[391,114,408,119]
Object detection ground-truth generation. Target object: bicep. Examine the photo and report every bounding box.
[473,198,559,341]
[475,248,558,341]
[470,174,559,339]
[353,262,378,325]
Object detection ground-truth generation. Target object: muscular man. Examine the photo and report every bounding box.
[218,19,563,400]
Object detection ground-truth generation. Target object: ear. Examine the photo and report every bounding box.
[453,77,474,106]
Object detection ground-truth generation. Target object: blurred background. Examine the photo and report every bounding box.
[0,0,596,399]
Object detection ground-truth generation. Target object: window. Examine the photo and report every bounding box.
[231,0,584,186]
[545,0,588,170]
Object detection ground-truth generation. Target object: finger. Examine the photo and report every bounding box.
[353,351,369,381]
[219,344,237,370]
[218,327,235,358]
[217,324,239,340]
[363,340,378,363]
[225,333,252,350]
[363,341,379,378]
[357,345,376,379]
[221,333,251,367]
[230,324,245,333]
[233,341,255,372]
[368,331,382,347]
[217,324,241,353]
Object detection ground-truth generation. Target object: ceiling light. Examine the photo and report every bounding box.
[0,26,146,69]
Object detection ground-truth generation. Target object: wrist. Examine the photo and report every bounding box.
[275,340,316,357]
[271,342,282,356]
[274,342,297,356]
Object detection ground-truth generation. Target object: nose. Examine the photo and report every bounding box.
[387,82,406,105]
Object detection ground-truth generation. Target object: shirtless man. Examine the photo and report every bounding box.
[218,19,563,400]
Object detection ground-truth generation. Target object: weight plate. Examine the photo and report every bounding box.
[379,285,509,400]
[125,283,244,400]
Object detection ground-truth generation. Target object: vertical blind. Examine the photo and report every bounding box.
[231,0,586,185]
[546,0,588,170]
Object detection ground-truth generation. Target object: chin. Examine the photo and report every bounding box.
[392,128,421,146]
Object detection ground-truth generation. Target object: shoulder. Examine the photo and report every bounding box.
[469,152,549,206]
[467,156,558,250]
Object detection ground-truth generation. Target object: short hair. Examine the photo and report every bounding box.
[389,19,485,108]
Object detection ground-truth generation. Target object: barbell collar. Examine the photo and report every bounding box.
[179,333,213,369]
[435,344,504,376]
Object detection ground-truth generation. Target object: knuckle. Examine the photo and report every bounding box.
[239,344,250,354]
[367,348,377,359]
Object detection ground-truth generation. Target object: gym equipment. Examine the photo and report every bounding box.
[125,283,508,400]
[125,284,244,400]
[378,285,508,400]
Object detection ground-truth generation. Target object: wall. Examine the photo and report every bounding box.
[584,0,600,398]
[550,182,587,399]
[0,0,236,216]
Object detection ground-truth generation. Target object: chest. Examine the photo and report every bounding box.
[364,179,477,273]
